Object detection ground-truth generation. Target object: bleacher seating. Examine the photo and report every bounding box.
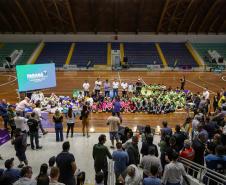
[192,43,226,67]
[0,43,37,67]
[124,43,162,68]
[35,42,71,67]
[70,42,107,67]
[160,43,197,68]
[111,42,120,50]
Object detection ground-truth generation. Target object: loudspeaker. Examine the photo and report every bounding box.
[218,57,223,63]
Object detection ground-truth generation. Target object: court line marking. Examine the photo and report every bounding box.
[198,75,221,89]
[222,76,226,81]
[0,75,17,87]
[186,79,216,94]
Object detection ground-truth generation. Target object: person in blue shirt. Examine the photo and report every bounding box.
[143,165,161,185]
[3,158,21,184]
[112,142,129,183]
[205,145,226,174]
[0,99,9,129]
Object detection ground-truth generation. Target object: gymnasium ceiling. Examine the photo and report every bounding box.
[0,0,226,34]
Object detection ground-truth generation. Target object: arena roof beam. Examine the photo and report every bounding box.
[156,0,170,34]
[0,12,13,32]
[27,0,44,32]
[113,0,118,34]
[188,0,206,33]
[167,0,181,33]
[65,0,76,33]
[218,20,226,33]
[198,0,221,33]
[135,0,145,34]
[11,13,24,33]
[14,0,34,33]
[53,0,64,32]
[40,0,52,32]
[176,0,194,33]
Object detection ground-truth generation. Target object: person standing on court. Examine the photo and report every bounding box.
[121,81,128,98]
[15,97,32,117]
[135,78,142,96]
[53,110,64,142]
[83,80,90,97]
[104,79,111,97]
[0,99,9,129]
[180,76,186,90]
[93,134,112,185]
[107,112,121,148]
[94,78,102,96]
[112,78,119,98]
[113,96,122,123]
[66,107,76,138]
[80,105,90,137]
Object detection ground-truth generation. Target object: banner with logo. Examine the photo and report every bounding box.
[16,63,56,92]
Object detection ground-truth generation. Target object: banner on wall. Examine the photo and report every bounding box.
[16,63,56,92]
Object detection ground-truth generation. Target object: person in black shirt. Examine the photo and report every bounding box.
[135,79,142,96]
[27,112,42,150]
[12,128,28,168]
[36,163,49,185]
[56,141,77,185]
[173,125,188,152]
[180,76,185,90]
[53,110,64,142]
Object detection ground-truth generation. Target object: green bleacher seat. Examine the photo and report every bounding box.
[0,43,37,66]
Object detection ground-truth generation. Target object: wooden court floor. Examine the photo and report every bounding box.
[0,71,225,132]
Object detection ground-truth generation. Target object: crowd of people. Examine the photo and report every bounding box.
[0,77,226,185]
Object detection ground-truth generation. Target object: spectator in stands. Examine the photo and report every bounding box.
[53,110,64,142]
[80,105,90,137]
[141,125,152,142]
[12,128,28,168]
[66,107,76,138]
[203,87,210,100]
[7,105,16,139]
[140,134,158,157]
[94,78,102,96]
[56,141,77,185]
[93,134,112,185]
[162,151,190,185]
[112,78,119,98]
[204,117,219,140]
[14,111,27,134]
[124,164,142,185]
[192,132,207,168]
[107,112,120,148]
[206,133,222,155]
[127,136,140,166]
[140,146,162,178]
[160,121,172,140]
[82,80,90,97]
[103,79,110,97]
[179,140,195,161]
[3,158,20,184]
[33,101,48,135]
[27,112,42,150]
[15,97,32,117]
[143,165,161,185]
[213,95,219,112]
[47,156,56,176]
[36,163,49,185]
[205,145,226,174]
[13,166,36,185]
[0,99,9,129]
[112,142,129,183]
[49,167,64,185]
[95,171,104,185]
[173,125,188,152]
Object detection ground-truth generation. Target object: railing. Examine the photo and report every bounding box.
[180,157,226,185]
